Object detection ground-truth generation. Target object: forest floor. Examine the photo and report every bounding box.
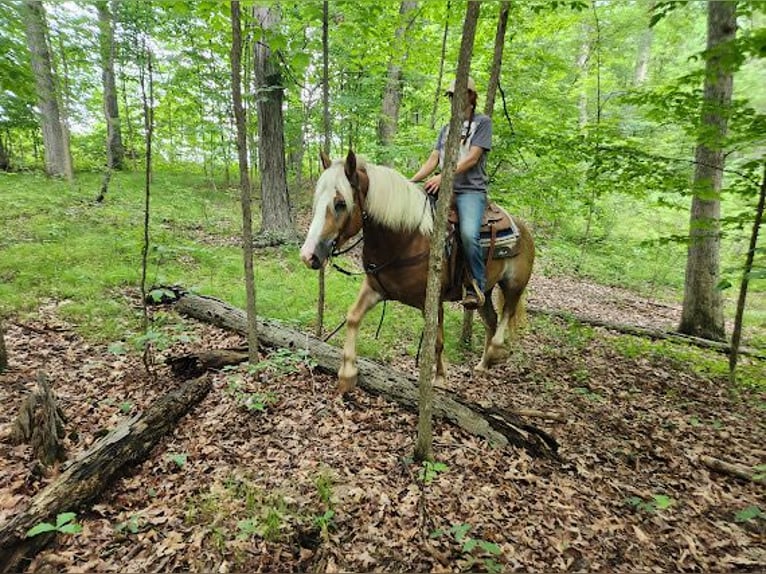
[1,274,764,573]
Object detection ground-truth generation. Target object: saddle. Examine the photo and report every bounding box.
[443,201,521,301]
[447,201,520,260]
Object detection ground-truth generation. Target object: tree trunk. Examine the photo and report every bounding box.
[164,289,558,459]
[317,0,330,338]
[679,0,737,341]
[231,1,259,363]
[21,0,71,178]
[416,0,482,463]
[0,320,7,373]
[430,0,451,131]
[377,1,418,165]
[729,163,766,378]
[484,0,509,119]
[0,136,10,171]
[0,376,212,574]
[97,0,125,170]
[462,0,510,349]
[254,4,293,239]
[10,372,66,466]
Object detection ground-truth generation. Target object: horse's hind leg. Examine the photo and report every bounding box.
[476,288,499,372]
[477,278,523,371]
[338,277,381,394]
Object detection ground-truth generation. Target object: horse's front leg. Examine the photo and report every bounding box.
[338,277,382,394]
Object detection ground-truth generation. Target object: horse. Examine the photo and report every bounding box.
[299,150,535,394]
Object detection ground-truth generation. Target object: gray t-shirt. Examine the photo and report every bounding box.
[435,113,492,193]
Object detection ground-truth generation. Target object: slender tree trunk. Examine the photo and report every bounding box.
[97,0,125,170]
[254,4,293,238]
[21,0,71,178]
[231,1,259,363]
[679,0,737,341]
[484,0,509,118]
[462,0,510,347]
[729,164,765,380]
[415,0,482,463]
[0,137,10,171]
[430,0,451,131]
[378,1,418,165]
[0,320,7,373]
[316,0,331,338]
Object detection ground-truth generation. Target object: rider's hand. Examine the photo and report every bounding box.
[424,174,441,195]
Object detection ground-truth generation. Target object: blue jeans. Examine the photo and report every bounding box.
[455,191,486,292]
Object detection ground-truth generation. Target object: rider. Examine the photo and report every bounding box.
[410,76,492,309]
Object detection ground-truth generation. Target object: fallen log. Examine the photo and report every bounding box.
[168,289,559,459]
[527,306,766,359]
[0,376,212,573]
[699,455,766,485]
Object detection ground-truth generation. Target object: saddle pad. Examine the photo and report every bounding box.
[480,212,520,259]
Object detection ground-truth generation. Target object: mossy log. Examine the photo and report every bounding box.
[0,375,212,573]
[166,288,559,459]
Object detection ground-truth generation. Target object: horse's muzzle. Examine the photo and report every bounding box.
[300,238,334,270]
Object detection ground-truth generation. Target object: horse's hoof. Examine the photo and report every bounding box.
[474,363,490,374]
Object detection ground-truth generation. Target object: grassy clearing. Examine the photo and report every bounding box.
[0,169,763,385]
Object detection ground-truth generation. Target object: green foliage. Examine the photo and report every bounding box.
[627,493,675,513]
[430,522,503,573]
[26,512,83,538]
[167,452,188,469]
[419,460,449,485]
[734,505,765,523]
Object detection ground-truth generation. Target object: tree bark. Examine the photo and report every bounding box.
[165,289,558,459]
[415,1,482,463]
[21,0,72,178]
[0,376,212,574]
[377,1,418,165]
[97,0,125,170]
[462,0,510,349]
[231,1,259,363]
[0,320,7,373]
[430,0,451,131]
[254,4,293,239]
[10,372,66,467]
[729,163,766,378]
[527,305,765,359]
[699,455,766,485]
[679,0,737,341]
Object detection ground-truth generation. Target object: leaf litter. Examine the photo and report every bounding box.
[0,280,764,573]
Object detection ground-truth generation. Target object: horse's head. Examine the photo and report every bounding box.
[300,150,366,269]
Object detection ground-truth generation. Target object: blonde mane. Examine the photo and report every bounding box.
[314,157,433,236]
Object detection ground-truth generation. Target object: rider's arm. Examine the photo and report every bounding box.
[410,150,440,182]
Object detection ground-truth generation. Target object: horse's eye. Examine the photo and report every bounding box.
[334,200,347,214]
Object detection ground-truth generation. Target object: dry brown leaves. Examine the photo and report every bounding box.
[0,284,764,573]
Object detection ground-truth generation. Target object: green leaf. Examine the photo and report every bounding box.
[26,523,56,537]
[56,512,77,527]
[462,538,478,553]
[478,540,502,555]
[57,523,83,535]
[734,505,764,523]
[451,523,471,542]
[652,494,674,510]
[107,342,128,355]
[168,453,188,468]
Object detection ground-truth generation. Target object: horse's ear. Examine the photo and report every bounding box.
[344,149,357,181]
[320,150,331,170]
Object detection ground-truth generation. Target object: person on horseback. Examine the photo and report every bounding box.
[410,76,492,309]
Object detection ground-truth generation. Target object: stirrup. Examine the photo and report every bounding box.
[461,280,486,309]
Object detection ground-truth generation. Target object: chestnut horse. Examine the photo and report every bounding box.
[300,150,535,393]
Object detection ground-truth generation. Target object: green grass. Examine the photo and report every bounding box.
[0,169,763,379]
